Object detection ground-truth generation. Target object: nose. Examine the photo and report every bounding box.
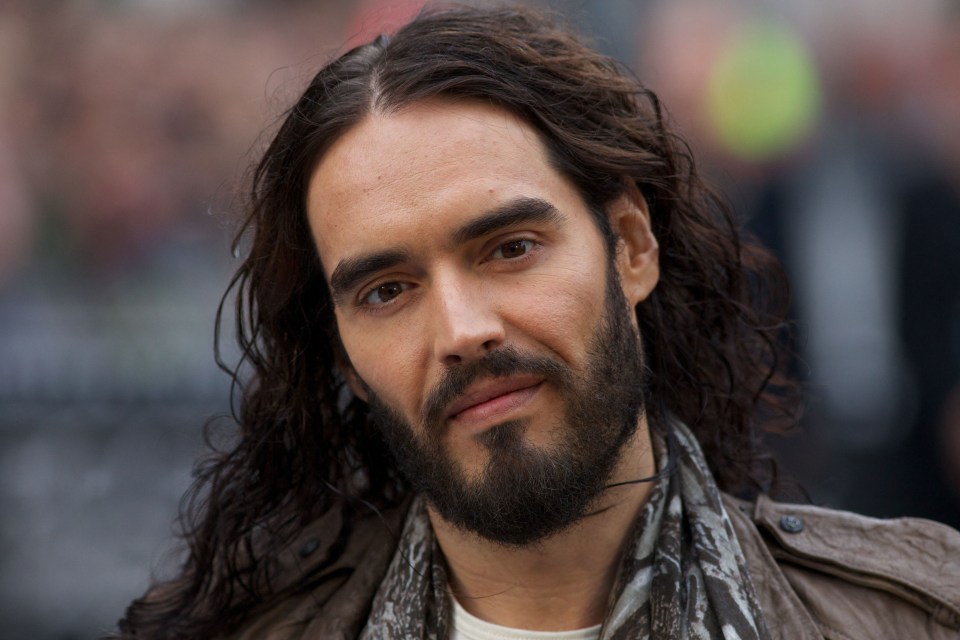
[431,279,505,366]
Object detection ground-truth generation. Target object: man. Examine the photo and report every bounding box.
[117,6,960,639]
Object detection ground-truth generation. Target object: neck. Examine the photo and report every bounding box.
[427,417,657,632]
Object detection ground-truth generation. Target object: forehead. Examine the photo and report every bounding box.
[305,99,587,273]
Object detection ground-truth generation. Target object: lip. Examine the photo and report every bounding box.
[445,375,544,425]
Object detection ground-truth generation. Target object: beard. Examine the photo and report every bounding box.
[363,261,648,546]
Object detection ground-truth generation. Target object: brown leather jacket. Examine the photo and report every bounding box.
[229,495,960,639]
[724,494,960,639]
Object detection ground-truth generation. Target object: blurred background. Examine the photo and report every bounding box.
[0,0,958,637]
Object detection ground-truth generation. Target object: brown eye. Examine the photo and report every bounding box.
[363,282,406,305]
[492,239,534,260]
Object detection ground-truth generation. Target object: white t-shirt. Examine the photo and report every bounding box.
[450,596,602,640]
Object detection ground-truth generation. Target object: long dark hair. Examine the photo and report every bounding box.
[117,5,797,637]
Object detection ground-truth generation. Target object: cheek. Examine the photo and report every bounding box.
[517,265,607,357]
[337,318,426,417]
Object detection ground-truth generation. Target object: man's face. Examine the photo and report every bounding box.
[307,99,657,544]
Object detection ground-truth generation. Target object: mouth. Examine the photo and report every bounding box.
[444,375,544,427]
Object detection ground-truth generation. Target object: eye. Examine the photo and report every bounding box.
[361,281,409,306]
[491,239,535,260]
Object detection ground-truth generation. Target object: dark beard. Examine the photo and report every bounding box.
[364,263,647,546]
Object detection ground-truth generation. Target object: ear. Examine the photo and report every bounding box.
[607,182,659,306]
[332,338,369,403]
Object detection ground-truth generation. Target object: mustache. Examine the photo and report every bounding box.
[421,346,572,431]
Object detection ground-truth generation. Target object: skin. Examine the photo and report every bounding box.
[307,98,661,630]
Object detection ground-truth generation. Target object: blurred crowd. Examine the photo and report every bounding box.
[635,0,960,527]
[0,0,958,634]
[1,1,338,284]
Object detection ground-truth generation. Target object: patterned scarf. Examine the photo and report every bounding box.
[360,422,772,640]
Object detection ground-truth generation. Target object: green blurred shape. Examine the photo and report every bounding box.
[706,22,821,162]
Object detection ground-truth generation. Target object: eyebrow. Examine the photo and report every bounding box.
[328,196,564,304]
[450,196,564,245]
[330,248,412,304]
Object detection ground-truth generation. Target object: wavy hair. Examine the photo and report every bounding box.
[117,5,798,638]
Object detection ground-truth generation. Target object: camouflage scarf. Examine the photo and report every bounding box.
[360,422,772,639]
